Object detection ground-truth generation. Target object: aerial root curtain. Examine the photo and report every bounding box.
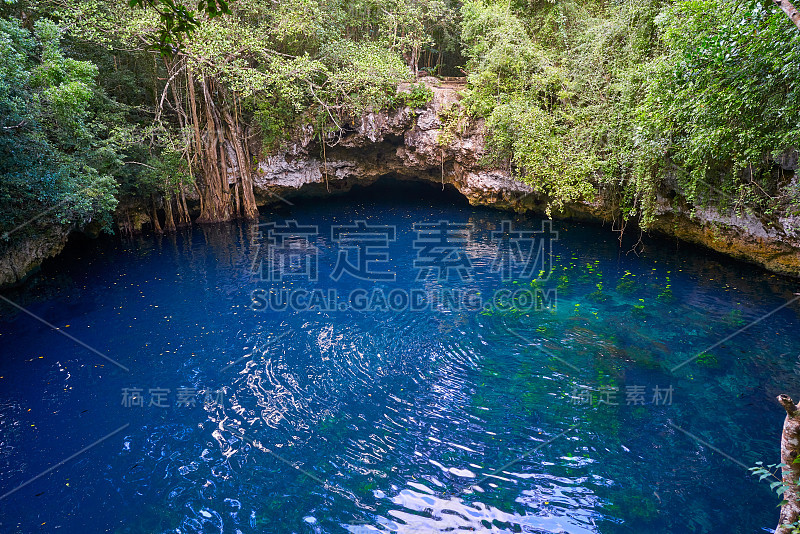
[186,66,259,224]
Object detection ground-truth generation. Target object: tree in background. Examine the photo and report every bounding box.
[633,0,800,223]
[52,0,457,224]
[1,0,798,238]
[457,0,800,226]
[0,16,120,242]
[774,0,800,30]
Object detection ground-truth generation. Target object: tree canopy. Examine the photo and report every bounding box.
[0,0,798,238]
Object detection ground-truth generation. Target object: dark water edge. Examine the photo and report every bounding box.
[0,179,798,533]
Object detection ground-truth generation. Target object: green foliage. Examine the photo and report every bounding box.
[750,461,800,533]
[751,462,791,490]
[122,0,423,152]
[459,0,597,213]
[141,148,191,198]
[7,0,458,235]
[460,0,800,226]
[128,0,231,53]
[562,0,666,222]
[397,82,434,108]
[3,0,800,245]
[633,0,800,221]
[0,17,120,239]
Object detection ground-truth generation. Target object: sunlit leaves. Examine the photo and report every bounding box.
[460,0,595,211]
[128,0,231,54]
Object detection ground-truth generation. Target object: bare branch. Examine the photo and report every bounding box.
[2,120,26,130]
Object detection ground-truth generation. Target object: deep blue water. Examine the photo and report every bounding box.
[1,180,799,533]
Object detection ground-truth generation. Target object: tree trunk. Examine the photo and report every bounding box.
[185,68,257,223]
[232,171,242,217]
[120,208,133,237]
[195,76,232,223]
[168,57,194,228]
[223,104,258,219]
[150,196,163,234]
[163,193,177,232]
[180,188,192,225]
[239,124,259,219]
[777,394,800,534]
[774,0,800,31]
[167,56,189,130]
[175,187,191,226]
[188,70,222,223]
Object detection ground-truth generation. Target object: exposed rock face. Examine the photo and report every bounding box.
[0,226,71,288]
[2,81,798,288]
[255,81,546,213]
[649,196,800,276]
[254,79,800,278]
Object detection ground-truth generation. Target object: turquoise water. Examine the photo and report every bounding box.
[1,180,799,533]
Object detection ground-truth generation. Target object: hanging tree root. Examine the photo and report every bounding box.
[777,394,800,534]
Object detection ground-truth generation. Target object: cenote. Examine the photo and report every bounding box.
[1,179,799,534]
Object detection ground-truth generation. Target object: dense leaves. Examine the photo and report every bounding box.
[459,0,800,221]
[637,0,800,219]
[460,0,596,212]
[128,0,231,53]
[0,0,799,240]
[0,18,119,239]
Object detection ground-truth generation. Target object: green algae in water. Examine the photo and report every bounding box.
[696,352,720,368]
[616,271,638,294]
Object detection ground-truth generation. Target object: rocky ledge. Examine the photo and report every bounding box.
[0,225,71,288]
[254,78,800,278]
[2,80,798,288]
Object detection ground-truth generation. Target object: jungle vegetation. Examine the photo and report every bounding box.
[0,0,798,239]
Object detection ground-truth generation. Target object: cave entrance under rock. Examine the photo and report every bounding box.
[265,174,471,211]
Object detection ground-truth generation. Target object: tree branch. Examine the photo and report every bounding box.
[779,394,799,417]
[124,161,157,169]
[2,120,26,130]
[774,0,800,31]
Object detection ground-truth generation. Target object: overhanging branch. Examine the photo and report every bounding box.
[774,0,800,31]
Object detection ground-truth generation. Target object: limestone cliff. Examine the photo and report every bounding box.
[253,78,800,278]
[2,79,798,288]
